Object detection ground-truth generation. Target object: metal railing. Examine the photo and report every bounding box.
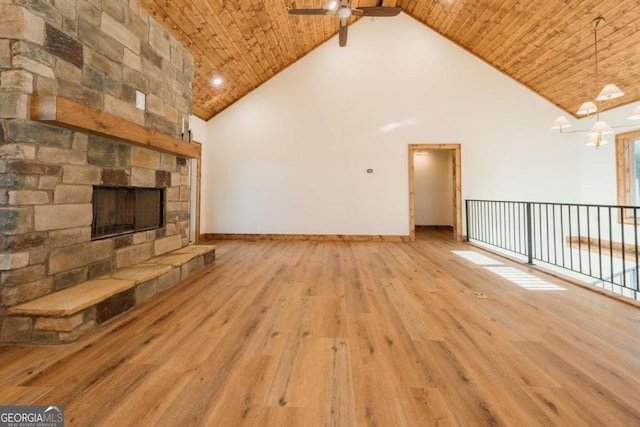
[466,200,640,300]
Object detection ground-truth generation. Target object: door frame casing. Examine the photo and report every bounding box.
[408,144,462,241]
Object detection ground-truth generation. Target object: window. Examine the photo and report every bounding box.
[615,130,640,222]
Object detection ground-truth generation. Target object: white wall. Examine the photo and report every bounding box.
[576,102,640,204]
[573,103,640,248]
[189,115,207,241]
[414,150,453,226]
[200,13,581,236]
[189,115,207,142]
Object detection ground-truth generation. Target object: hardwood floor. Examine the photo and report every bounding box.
[1,229,639,426]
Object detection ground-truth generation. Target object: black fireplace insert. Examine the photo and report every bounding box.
[92,186,164,239]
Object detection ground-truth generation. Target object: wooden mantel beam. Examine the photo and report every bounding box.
[31,96,201,159]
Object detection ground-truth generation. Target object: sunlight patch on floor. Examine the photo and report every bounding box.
[452,251,503,266]
[453,250,566,291]
[485,267,566,291]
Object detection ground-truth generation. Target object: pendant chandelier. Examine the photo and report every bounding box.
[551,17,640,148]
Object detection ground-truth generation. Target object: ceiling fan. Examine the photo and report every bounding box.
[288,1,401,47]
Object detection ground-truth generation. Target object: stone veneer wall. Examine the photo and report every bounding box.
[0,0,193,131]
[0,0,195,340]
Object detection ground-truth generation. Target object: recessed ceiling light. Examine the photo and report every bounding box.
[212,77,223,86]
[327,1,338,10]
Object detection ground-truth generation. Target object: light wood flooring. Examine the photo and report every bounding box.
[1,229,639,426]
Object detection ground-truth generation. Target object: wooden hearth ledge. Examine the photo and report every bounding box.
[31,96,201,159]
[7,245,216,344]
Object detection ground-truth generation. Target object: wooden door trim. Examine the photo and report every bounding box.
[408,144,462,241]
[195,157,202,243]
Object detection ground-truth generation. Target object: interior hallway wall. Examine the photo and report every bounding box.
[414,150,453,226]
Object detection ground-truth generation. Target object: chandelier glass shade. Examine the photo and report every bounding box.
[551,17,639,148]
[596,83,624,101]
[576,101,597,116]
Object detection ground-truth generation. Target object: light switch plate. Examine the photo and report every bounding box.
[135,90,146,110]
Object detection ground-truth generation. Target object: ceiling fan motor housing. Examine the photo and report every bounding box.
[338,7,352,19]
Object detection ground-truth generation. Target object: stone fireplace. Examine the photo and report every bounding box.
[0,0,203,343]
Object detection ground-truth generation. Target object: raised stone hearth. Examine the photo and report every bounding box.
[5,245,215,344]
[0,0,203,344]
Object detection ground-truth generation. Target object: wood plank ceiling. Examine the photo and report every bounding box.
[137,0,640,120]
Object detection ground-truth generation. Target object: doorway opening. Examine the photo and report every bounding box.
[408,144,462,241]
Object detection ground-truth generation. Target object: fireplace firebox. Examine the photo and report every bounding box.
[92,186,164,239]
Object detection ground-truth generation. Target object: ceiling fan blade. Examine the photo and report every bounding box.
[288,8,334,15]
[352,6,401,17]
[339,19,348,47]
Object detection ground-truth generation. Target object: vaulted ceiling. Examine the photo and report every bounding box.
[137,0,640,121]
